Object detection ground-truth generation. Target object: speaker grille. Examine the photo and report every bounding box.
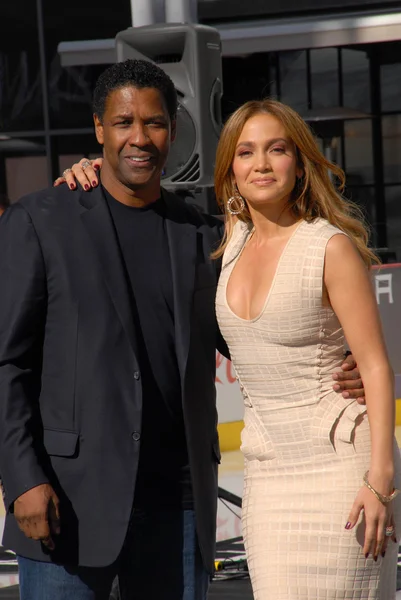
[171,154,200,183]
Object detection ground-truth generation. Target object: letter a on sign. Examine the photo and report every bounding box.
[375,273,394,304]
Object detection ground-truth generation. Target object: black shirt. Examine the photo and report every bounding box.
[104,187,193,508]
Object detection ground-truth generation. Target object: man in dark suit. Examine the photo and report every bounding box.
[0,59,225,600]
[0,59,363,600]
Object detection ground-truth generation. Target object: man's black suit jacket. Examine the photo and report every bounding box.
[0,184,227,571]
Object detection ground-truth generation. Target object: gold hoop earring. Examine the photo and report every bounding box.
[227,192,245,215]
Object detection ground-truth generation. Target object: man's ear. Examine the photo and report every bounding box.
[94,114,104,145]
[171,119,177,143]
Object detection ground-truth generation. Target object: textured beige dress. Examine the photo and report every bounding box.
[216,217,401,600]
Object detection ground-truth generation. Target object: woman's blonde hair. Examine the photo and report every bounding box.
[212,99,378,267]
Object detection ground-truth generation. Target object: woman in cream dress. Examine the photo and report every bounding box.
[214,100,401,599]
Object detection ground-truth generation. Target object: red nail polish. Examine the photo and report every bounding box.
[92,181,97,187]
[84,184,89,190]
[94,164,100,170]
[381,551,386,558]
[365,553,369,559]
[345,522,351,530]
[69,184,75,190]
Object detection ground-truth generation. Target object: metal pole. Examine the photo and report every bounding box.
[130,0,156,27]
[165,0,197,23]
[36,0,54,186]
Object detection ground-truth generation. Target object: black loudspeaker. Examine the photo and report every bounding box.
[115,23,223,193]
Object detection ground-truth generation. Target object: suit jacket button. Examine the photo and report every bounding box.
[134,371,140,380]
[132,432,141,441]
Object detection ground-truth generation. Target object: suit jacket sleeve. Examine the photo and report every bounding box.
[214,218,230,359]
[0,203,49,508]
[216,333,230,360]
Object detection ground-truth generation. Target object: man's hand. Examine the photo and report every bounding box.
[14,483,60,550]
[332,353,365,404]
[53,157,103,190]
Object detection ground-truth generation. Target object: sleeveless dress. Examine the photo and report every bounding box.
[215,217,401,600]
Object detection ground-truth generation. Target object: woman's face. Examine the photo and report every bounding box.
[232,113,302,210]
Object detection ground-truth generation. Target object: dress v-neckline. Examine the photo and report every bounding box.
[224,220,305,323]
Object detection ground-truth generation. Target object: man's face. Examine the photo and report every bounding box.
[94,86,176,194]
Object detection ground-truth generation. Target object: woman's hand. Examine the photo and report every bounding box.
[332,353,365,402]
[53,157,103,190]
[345,485,396,560]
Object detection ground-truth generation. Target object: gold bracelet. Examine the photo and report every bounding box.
[363,471,400,504]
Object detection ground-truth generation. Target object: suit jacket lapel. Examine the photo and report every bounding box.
[163,190,197,381]
[79,187,139,360]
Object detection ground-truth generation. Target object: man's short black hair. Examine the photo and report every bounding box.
[93,59,178,123]
[0,193,10,211]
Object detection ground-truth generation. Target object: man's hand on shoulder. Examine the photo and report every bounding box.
[54,158,103,191]
[14,483,60,550]
[332,353,365,404]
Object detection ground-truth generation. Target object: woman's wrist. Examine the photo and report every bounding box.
[367,467,395,495]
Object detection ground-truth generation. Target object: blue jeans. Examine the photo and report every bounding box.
[18,508,209,600]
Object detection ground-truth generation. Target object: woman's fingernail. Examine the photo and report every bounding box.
[342,391,350,398]
[332,373,339,380]
[84,184,89,190]
[92,181,98,187]
[381,551,386,558]
[94,164,100,170]
[373,556,377,562]
[365,553,369,559]
[69,184,75,190]
[345,522,352,530]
